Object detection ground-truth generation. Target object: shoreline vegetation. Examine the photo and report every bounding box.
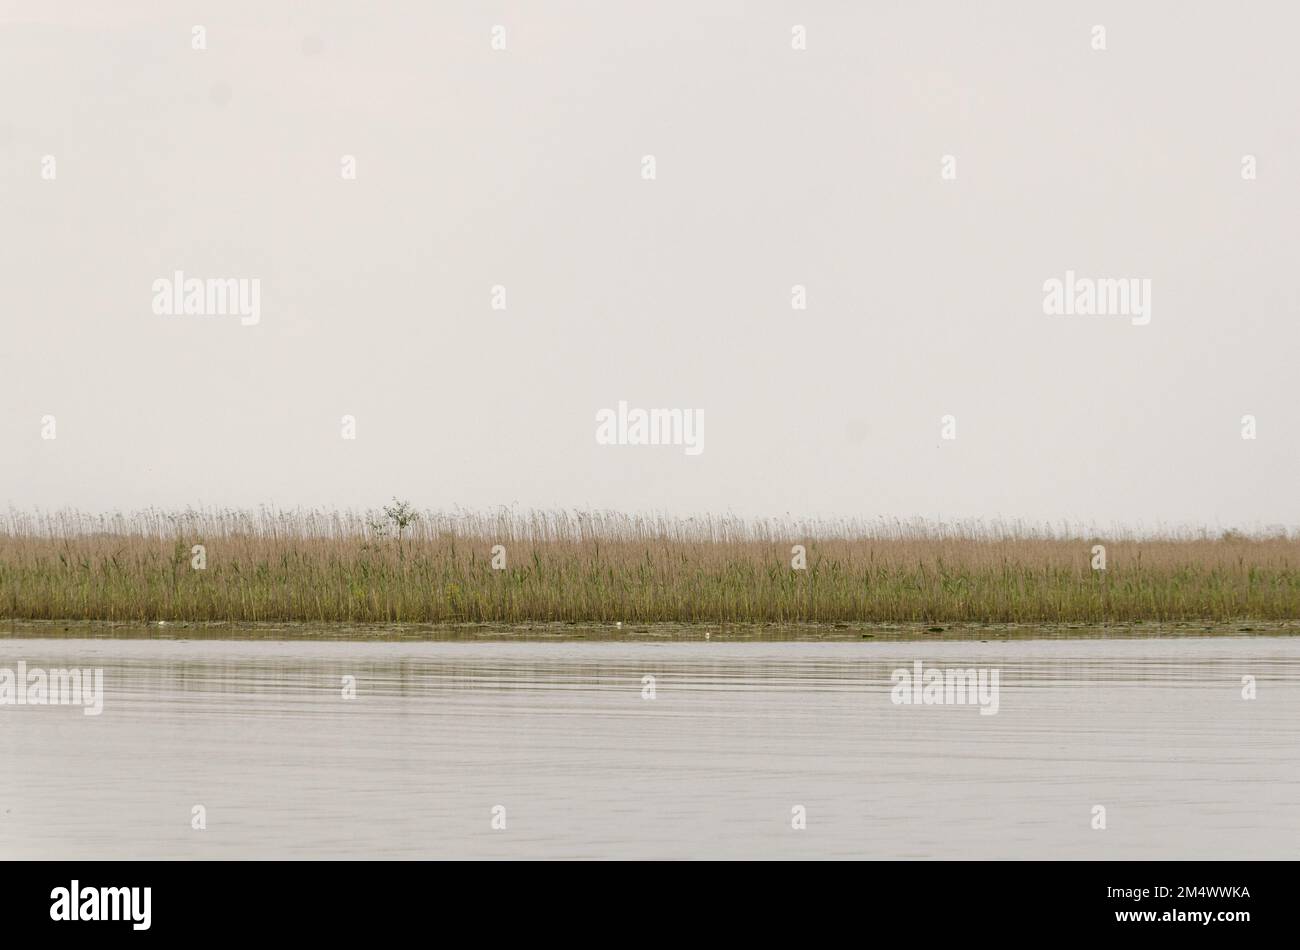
[5,620,1299,643]
[3,507,1300,627]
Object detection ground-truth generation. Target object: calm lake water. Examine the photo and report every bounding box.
[1,635,1297,859]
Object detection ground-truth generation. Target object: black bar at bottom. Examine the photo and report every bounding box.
[0,860,1284,939]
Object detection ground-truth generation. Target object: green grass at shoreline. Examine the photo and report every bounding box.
[5,619,1300,643]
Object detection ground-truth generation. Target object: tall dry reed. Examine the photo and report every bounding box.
[2,507,1298,624]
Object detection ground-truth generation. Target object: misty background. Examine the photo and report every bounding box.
[2,1,1297,532]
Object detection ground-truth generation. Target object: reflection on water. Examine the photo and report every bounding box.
[1,637,1298,858]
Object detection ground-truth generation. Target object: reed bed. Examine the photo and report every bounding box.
[2,507,1299,624]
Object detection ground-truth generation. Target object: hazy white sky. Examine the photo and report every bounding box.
[2,2,1297,530]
